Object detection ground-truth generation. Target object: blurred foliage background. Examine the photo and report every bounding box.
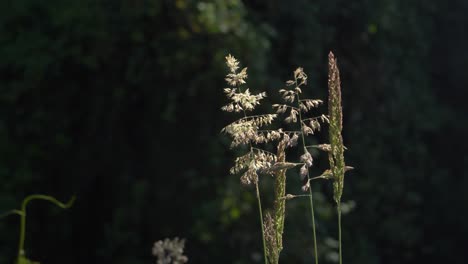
[0,0,467,263]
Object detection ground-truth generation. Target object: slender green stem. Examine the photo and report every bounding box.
[18,208,26,258]
[16,194,75,260]
[0,210,23,219]
[337,202,342,264]
[238,83,268,264]
[309,189,319,264]
[249,152,267,263]
[295,86,319,264]
[256,182,268,264]
[279,194,312,199]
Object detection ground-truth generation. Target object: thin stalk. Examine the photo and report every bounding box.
[307,175,319,264]
[18,207,26,258]
[337,203,342,264]
[17,194,75,260]
[256,182,268,264]
[238,85,268,264]
[295,89,319,264]
[0,210,23,219]
[279,194,312,199]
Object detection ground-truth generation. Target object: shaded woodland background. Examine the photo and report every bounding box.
[1,0,467,263]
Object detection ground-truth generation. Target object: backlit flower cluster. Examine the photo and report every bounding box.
[152,237,188,264]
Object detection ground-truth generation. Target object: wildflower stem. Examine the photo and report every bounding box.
[295,87,319,264]
[17,194,75,261]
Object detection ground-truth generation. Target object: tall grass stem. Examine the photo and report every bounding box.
[296,92,319,264]
[256,183,268,264]
[337,203,342,264]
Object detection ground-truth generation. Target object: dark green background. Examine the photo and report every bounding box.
[1,1,467,263]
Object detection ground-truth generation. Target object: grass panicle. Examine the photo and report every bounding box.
[275,66,328,264]
[327,52,346,205]
[221,54,273,263]
[221,52,353,264]
[327,51,353,264]
[222,55,303,264]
